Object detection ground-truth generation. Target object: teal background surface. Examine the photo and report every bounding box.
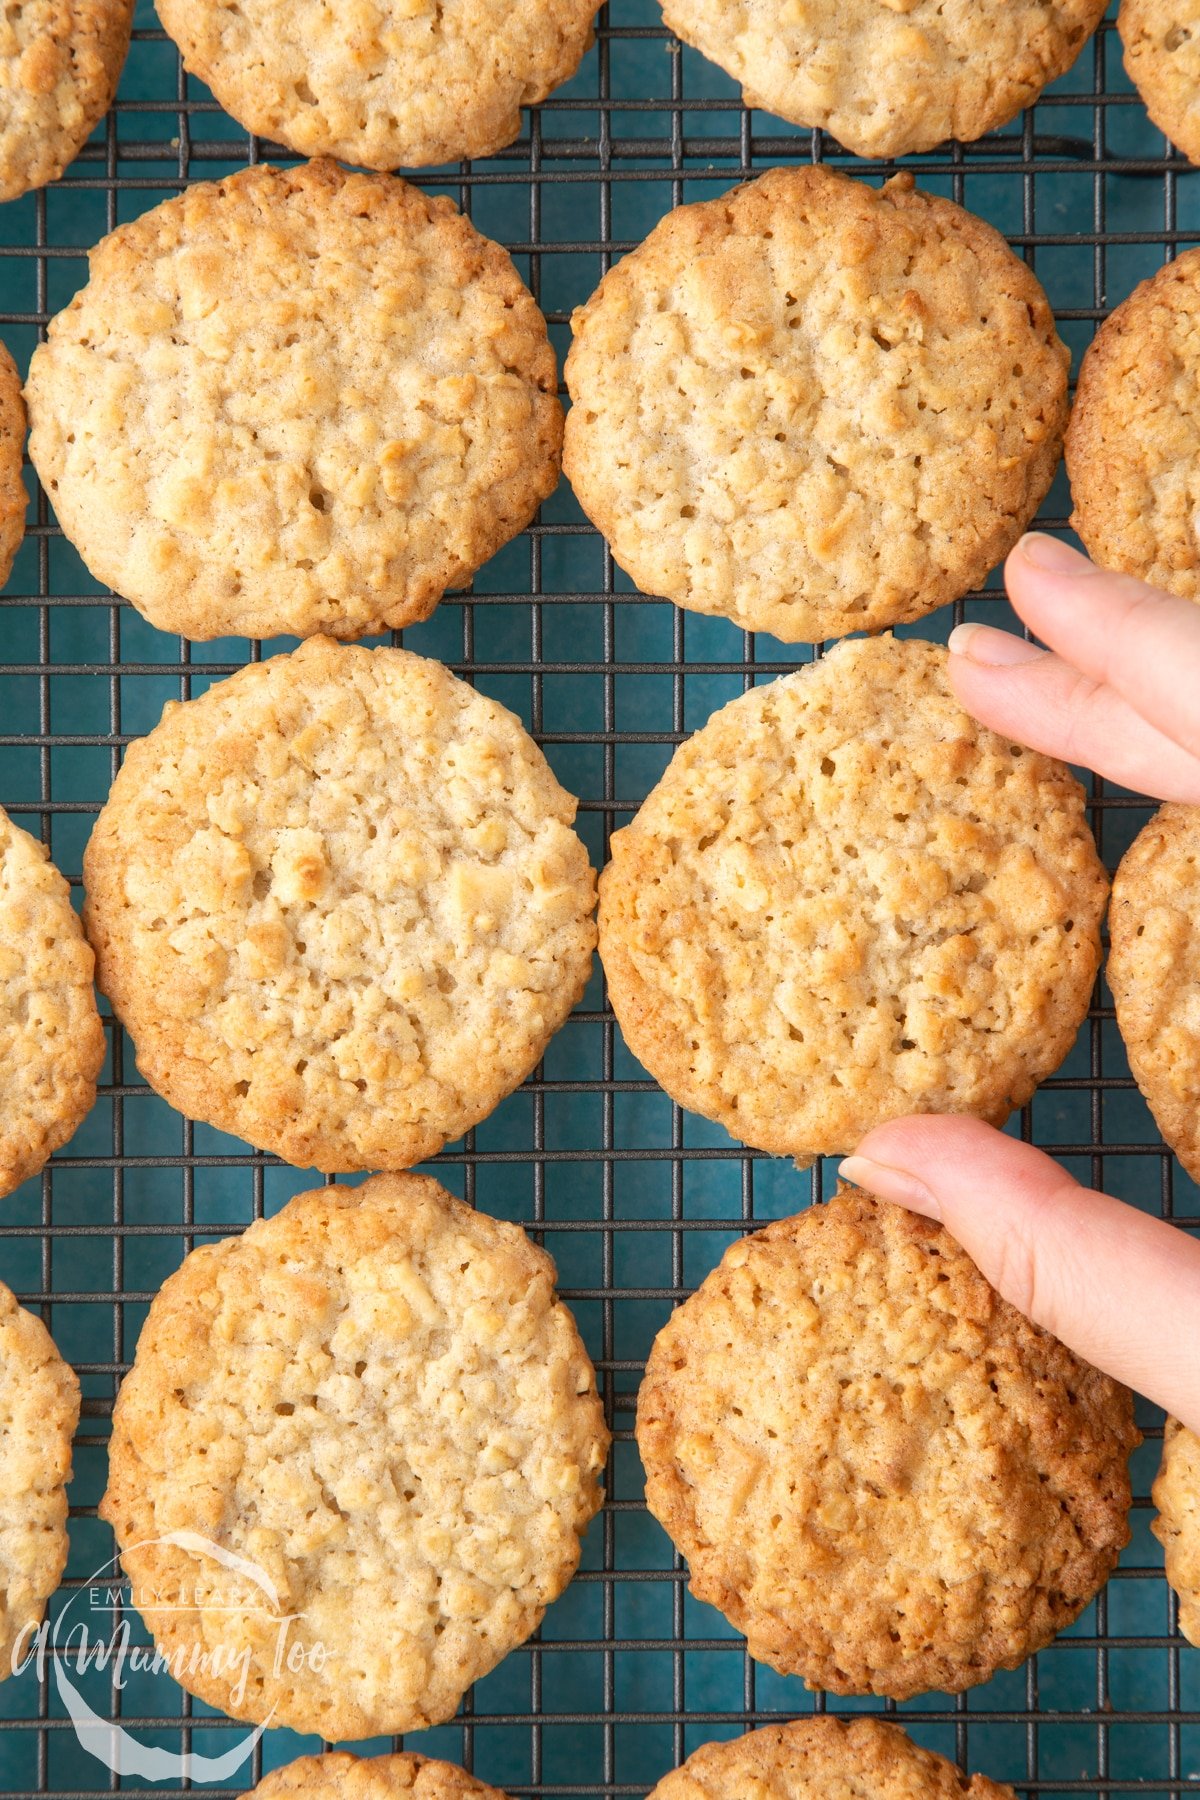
[0,3,1192,1794]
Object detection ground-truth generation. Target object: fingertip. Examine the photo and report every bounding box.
[849,1118,1093,1337]
[851,1115,1077,1220]
[853,1112,1010,1169]
[944,641,1000,718]
[836,1154,943,1220]
[944,634,1072,761]
[1004,532,1187,650]
[841,1118,1013,1223]
[1004,534,1106,637]
[1008,532,1098,578]
[947,621,1045,668]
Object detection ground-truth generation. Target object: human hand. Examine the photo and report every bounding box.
[943,531,1200,804]
[840,535,1200,1431]
[840,1116,1200,1434]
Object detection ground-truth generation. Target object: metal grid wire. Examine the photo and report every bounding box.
[0,2,1193,1795]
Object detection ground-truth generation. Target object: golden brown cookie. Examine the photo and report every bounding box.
[661,0,1105,159]
[157,0,599,170]
[1108,803,1200,1178]
[0,1,133,203]
[564,166,1069,643]
[0,1280,78,1678]
[0,341,25,590]
[1120,0,1200,164]
[598,635,1106,1162]
[0,804,104,1197]
[1067,249,1200,599]
[251,1755,510,1800]
[646,1718,1015,1800]
[101,1174,609,1738]
[26,159,562,642]
[636,1189,1139,1698]
[1153,1416,1200,1646]
[83,636,596,1172]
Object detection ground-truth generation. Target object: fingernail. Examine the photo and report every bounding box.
[837,1155,943,1221]
[947,622,1045,667]
[1014,531,1095,574]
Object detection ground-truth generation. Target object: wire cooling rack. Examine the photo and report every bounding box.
[0,2,1193,1795]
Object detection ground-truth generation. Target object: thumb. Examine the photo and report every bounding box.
[840,1115,1200,1435]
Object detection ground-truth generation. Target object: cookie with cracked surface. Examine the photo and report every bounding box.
[26,159,562,642]
[598,635,1105,1162]
[636,1188,1138,1698]
[0,1280,79,1680]
[0,341,26,590]
[0,1,133,203]
[0,805,104,1198]
[83,636,596,1172]
[563,166,1069,643]
[660,0,1104,160]
[101,1174,609,1738]
[156,0,599,170]
[1067,249,1200,599]
[1153,1417,1200,1647]
[251,1755,511,1800]
[1108,803,1200,1178]
[645,1717,1014,1800]
[1120,0,1200,165]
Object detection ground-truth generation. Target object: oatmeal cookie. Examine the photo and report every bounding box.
[1109,803,1200,1178]
[0,1,133,203]
[101,1174,609,1738]
[636,1188,1139,1697]
[1067,248,1200,600]
[83,637,596,1172]
[1120,0,1200,165]
[0,805,104,1197]
[0,1280,78,1679]
[660,0,1105,159]
[27,159,562,641]
[646,1718,1014,1800]
[0,341,25,590]
[598,635,1106,1162]
[564,166,1069,643]
[252,1756,510,1800]
[156,0,600,170]
[1153,1416,1200,1647]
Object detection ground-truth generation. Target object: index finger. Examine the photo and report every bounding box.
[1005,534,1200,764]
[841,1114,1200,1435]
